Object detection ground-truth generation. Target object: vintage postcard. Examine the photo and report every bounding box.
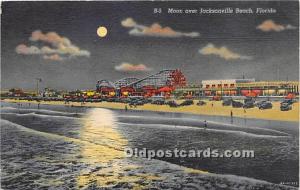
[1,1,299,189]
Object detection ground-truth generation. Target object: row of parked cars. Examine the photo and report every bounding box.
[18,97,65,102]
[222,98,274,109]
[152,99,194,107]
[221,98,295,111]
[131,99,205,107]
[11,96,296,111]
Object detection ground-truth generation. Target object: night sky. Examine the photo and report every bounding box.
[1,1,299,90]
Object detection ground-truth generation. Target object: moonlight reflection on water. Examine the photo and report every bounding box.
[76,108,161,189]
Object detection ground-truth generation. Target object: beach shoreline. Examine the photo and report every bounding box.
[1,99,299,122]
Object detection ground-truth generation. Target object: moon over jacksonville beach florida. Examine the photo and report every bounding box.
[1,1,299,190]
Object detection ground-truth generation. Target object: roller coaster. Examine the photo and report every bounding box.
[114,77,140,89]
[96,69,187,97]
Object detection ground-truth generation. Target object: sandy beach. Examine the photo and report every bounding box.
[2,99,299,122]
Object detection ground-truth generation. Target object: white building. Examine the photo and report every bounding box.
[202,79,255,89]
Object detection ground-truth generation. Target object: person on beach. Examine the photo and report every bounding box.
[125,105,128,112]
[37,103,40,109]
[204,120,207,129]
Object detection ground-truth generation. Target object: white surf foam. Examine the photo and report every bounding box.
[117,122,289,138]
[1,112,82,120]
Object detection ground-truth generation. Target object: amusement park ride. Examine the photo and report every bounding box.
[96,69,187,98]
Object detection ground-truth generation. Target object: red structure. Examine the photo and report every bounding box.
[285,93,295,99]
[142,85,157,97]
[169,69,187,87]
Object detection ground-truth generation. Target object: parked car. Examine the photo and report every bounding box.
[145,99,152,104]
[93,99,102,103]
[107,98,117,102]
[136,100,145,105]
[114,98,121,102]
[120,98,130,103]
[101,97,108,102]
[129,99,144,106]
[280,103,292,111]
[243,101,255,109]
[244,97,255,104]
[258,101,272,110]
[280,99,294,106]
[42,97,50,101]
[255,100,267,108]
[78,97,85,102]
[151,99,165,105]
[180,100,194,106]
[33,97,43,102]
[232,101,243,108]
[197,100,206,106]
[85,98,94,103]
[27,97,34,101]
[141,98,151,104]
[167,100,180,107]
[222,99,232,106]
[70,97,80,102]
[53,97,62,101]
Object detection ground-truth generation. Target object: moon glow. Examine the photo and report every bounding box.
[97,26,107,37]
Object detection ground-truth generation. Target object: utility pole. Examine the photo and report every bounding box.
[220,81,223,99]
[35,78,42,96]
[277,63,279,81]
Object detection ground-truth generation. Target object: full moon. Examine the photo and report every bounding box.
[97,26,107,37]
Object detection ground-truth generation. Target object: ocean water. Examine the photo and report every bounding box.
[1,102,298,189]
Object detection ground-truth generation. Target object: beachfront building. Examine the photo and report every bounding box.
[202,79,255,96]
[174,79,254,98]
[236,81,299,96]
[174,79,299,98]
[43,88,64,98]
[7,88,26,97]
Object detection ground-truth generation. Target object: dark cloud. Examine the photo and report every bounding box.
[1,1,299,90]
